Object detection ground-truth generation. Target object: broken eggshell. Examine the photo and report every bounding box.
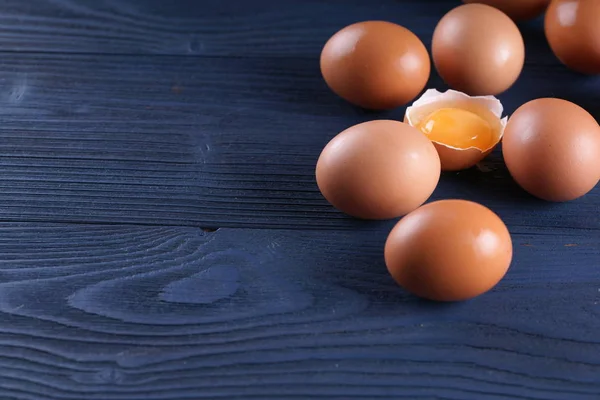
[405,89,507,171]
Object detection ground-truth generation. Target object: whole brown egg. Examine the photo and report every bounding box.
[316,120,440,220]
[502,98,600,201]
[432,4,525,96]
[462,0,551,20]
[545,0,600,74]
[320,21,430,110]
[385,200,513,302]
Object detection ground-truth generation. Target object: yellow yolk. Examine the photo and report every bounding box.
[417,108,495,149]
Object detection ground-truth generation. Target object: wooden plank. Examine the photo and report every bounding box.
[0,0,562,77]
[0,53,599,230]
[0,0,457,57]
[0,224,598,399]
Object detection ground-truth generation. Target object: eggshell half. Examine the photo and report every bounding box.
[405,89,507,171]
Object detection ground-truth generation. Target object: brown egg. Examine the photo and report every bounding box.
[385,200,513,302]
[316,120,440,219]
[462,0,551,20]
[320,21,430,110]
[432,4,525,96]
[502,98,600,201]
[545,0,600,74]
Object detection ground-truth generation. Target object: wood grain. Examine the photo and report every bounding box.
[0,0,455,57]
[0,52,599,229]
[0,1,599,398]
[0,224,598,400]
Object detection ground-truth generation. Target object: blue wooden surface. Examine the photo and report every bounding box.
[0,1,598,399]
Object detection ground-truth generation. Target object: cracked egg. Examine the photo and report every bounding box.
[405,89,507,171]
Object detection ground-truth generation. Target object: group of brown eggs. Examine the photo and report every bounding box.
[314,0,600,302]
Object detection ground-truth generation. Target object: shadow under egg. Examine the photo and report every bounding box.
[431,149,557,207]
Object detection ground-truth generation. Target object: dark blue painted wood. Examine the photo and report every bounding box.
[0,224,598,400]
[0,0,598,399]
[0,0,458,56]
[0,53,598,229]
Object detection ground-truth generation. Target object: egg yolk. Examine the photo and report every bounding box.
[417,108,494,150]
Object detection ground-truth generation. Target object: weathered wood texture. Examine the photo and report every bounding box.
[0,52,598,229]
[0,0,599,399]
[0,0,461,56]
[0,225,598,400]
